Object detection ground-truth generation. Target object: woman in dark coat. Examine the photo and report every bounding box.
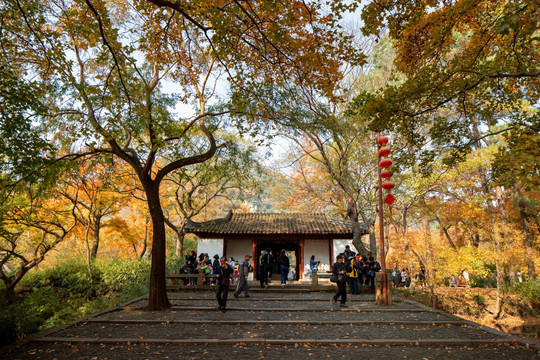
[215,256,234,312]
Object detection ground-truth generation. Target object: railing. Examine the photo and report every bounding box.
[166,273,240,289]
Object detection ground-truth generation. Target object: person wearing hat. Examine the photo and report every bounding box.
[234,254,252,298]
[344,245,353,260]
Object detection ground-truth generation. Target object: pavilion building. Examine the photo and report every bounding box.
[184,211,368,280]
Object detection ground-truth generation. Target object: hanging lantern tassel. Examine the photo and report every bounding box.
[385,192,395,215]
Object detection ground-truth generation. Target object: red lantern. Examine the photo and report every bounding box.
[378,145,390,157]
[378,136,389,146]
[382,180,395,190]
[384,193,396,205]
[379,158,393,167]
[381,168,393,178]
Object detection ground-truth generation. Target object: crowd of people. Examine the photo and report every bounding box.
[180,245,385,311]
[179,251,253,312]
[258,248,292,288]
[329,245,382,307]
[179,250,245,287]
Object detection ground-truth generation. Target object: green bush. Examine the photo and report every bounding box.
[472,294,486,306]
[166,256,182,274]
[1,257,153,346]
[96,258,150,294]
[469,275,497,288]
[512,279,540,307]
[19,258,93,296]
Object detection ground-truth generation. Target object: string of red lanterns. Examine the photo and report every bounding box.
[378,135,395,212]
[376,134,393,306]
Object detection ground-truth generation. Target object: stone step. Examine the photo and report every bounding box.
[33,336,515,347]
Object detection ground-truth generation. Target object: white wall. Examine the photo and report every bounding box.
[225,239,254,280]
[303,240,330,275]
[197,239,224,258]
[333,239,357,259]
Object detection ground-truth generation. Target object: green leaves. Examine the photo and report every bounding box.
[0,64,54,182]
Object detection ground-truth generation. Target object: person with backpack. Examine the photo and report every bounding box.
[260,248,274,288]
[347,252,359,295]
[276,249,290,286]
[234,255,252,298]
[331,254,349,307]
[366,256,381,287]
[215,256,234,312]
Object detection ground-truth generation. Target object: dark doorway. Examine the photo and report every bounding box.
[256,241,299,281]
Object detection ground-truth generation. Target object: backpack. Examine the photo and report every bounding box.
[347,259,358,277]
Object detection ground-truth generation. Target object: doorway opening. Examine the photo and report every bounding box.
[256,241,299,281]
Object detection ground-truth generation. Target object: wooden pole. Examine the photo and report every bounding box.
[377,134,389,305]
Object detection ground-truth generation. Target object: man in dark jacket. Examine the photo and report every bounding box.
[277,249,290,286]
[259,248,274,288]
[331,254,349,307]
[344,245,353,260]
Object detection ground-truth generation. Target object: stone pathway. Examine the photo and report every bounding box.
[2,289,539,359]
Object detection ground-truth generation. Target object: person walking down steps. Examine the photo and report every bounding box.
[234,255,252,298]
[215,256,234,312]
[331,254,350,307]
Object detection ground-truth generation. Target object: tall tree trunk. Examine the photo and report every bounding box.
[139,216,150,258]
[164,216,185,258]
[481,178,504,318]
[348,202,370,256]
[514,182,536,279]
[477,165,505,318]
[146,181,171,310]
[369,229,377,257]
[91,214,101,259]
[84,224,95,286]
[495,186,509,238]
[175,226,185,259]
[402,205,409,254]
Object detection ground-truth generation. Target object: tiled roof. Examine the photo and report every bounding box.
[185,212,360,235]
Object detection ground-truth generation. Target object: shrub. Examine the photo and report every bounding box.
[472,294,486,306]
[469,275,497,288]
[1,257,153,347]
[511,279,540,308]
[166,256,182,274]
[96,258,150,294]
[19,258,93,296]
